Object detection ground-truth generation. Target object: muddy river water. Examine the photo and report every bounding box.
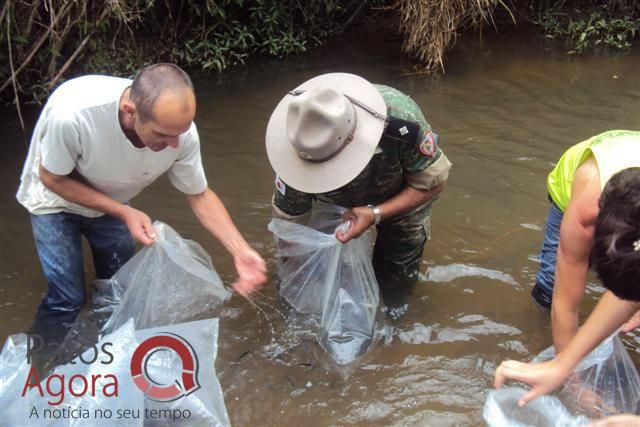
[1,28,639,425]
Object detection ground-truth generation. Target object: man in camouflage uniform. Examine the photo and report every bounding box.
[266,73,452,287]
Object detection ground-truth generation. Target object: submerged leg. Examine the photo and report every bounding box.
[373,201,432,290]
[531,201,564,309]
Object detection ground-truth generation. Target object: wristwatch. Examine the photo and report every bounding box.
[367,204,382,225]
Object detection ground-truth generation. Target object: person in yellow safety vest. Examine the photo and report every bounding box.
[494,131,640,420]
[531,130,640,351]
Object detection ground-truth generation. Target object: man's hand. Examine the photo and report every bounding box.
[494,359,569,407]
[232,247,267,297]
[38,164,154,244]
[119,205,155,246]
[621,310,640,333]
[186,188,268,298]
[335,206,375,243]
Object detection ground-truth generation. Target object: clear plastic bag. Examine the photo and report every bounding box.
[69,320,144,427]
[101,221,232,333]
[484,387,589,427]
[0,333,36,425]
[268,203,382,365]
[137,318,230,427]
[484,332,640,426]
[0,318,229,427]
[532,333,640,417]
[0,320,143,427]
[1,222,232,427]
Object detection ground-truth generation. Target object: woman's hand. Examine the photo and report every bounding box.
[494,359,569,406]
[621,310,640,333]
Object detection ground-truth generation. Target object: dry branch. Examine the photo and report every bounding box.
[0,1,74,93]
[5,4,25,130]
[48,6,111,89]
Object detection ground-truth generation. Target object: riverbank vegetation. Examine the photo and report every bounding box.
[1,0,638,113]
[538,3,640,54]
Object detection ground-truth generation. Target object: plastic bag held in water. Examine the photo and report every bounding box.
[484,332,640,426]
[484,387,589,427]
[268,203,382,365]
[98,221,232,333]
[1,321,144,427]
[1,222,232,427]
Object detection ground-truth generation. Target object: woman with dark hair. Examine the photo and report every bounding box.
[530,130,640,353]
[494,158,640,421]
[592,167,640,302]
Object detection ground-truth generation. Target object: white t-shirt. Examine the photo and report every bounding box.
[16,75,208,217]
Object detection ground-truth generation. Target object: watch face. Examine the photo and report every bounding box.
[372,206,381,225]
[366,205,380,225]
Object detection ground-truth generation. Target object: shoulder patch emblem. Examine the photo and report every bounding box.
[275,175,286,196]
[419,131,437,157]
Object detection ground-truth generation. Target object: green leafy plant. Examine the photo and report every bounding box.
[539,7,639,54]
[0,0,372,108]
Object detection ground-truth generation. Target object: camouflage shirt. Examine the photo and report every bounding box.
[273,85,451,216]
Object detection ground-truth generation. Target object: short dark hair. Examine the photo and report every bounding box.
[130,63,194,122]
[592,167,640,301]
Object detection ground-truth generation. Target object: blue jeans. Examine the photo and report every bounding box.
[30,212,135,312]
[531,201,564,308]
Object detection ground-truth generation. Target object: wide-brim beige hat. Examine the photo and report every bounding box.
[266,73,386,194]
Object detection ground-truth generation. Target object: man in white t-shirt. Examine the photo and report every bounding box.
[17,63,266,318]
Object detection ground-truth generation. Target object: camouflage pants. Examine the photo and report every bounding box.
[372,201,431,288]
